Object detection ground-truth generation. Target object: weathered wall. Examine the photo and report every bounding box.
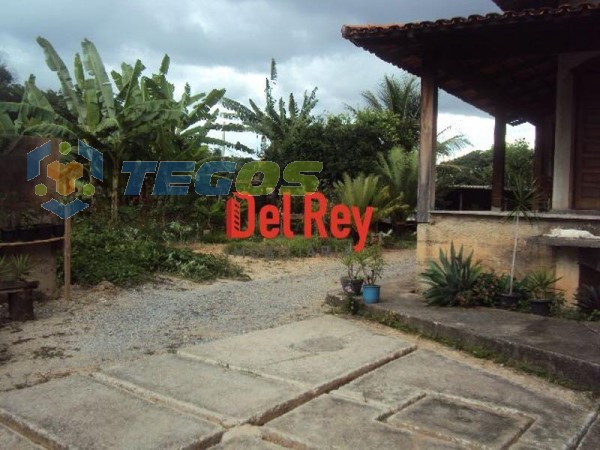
[417,211,600,302]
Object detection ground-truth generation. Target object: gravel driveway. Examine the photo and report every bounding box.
[0,249,416,391]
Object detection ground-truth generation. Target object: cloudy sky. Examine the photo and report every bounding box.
[0,0,534,155]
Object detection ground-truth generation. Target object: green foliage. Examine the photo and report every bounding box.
[470,272,503,307]
[67,220,246,286]
[1,37,236,221]
[222,58,318,157]
[340,247,363,281]
[522,269,562,300]
[225,236,349,259]
[576,285,600,318]
[437,139,534,190]
[0,254,33,282]
[420,243,483,307]
[375,146,417,220]
[357,244,385,285]
[333,173,407,224]
[275,111,409,188]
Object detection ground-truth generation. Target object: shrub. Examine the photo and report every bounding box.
[420,243,483,307]
[64,220,246,286]
[576,285,600,321]
[225,236,349,259]
[470,272,502,307]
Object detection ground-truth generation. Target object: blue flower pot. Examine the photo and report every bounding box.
[362,285,381,304]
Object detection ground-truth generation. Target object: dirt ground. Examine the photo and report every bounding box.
[0,247,413,392]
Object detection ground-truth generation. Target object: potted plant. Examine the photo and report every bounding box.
[339,247,364,295]
[501,175,538,308]
[359,244,385,304]
[523,269,562,316]
[0,254,37,321]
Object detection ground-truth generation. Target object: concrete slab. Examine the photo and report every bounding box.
[0,424,42,450]
[388,396,532,449]
[179,316,415,387]
[338,349,594,450]
[99,354,308,426]
[359,282,600,391]
[0,375,223,450]
[209,426,286,449]
[264,394,463,449]
[579,417,600,450]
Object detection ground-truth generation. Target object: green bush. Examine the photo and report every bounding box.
[420,243,483,307]
[225,236,350,259]
[64,220,246,286]
[470,272,502,307]
[575,285,600,321]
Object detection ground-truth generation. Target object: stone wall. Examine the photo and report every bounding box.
[416,211,600,302]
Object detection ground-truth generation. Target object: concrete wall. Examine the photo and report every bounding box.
[417,211,600,302]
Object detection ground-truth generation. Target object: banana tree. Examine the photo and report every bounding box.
[1,37,237,222]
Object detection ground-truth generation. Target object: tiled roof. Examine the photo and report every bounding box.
[342,3,600,124]
[342,3,599,39]
[492,0,558,11]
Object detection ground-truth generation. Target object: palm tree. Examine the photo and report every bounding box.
[222,59,318,160]
[359,75,420,123]
[375,146,418,219]
[333,173,407,225]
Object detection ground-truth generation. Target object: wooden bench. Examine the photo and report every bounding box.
[0,280,39,321]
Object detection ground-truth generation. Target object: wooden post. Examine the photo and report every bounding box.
[64,218,71,302]
[417,65,438,223]
[491,116,507,211]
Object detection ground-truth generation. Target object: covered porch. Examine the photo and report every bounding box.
[343,3,600,300]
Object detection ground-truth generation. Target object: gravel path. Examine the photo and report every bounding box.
[0,249,415,391]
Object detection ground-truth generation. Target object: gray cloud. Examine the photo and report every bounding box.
[0,0,500,118]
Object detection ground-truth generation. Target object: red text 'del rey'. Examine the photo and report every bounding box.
[226,193,373,252]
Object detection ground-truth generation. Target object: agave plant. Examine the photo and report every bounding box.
[10,254,32,281]
[420,243,483,306]
[575,285,600,315]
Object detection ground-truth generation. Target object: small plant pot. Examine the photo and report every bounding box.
[362,285,381,304]
[497,293,519,310]
[530,299,551,316]
[350,279,363,295]
[340,276,352,293]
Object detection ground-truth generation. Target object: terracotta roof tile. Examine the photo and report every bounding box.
[342,3,600,38]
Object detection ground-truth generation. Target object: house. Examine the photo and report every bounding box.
[343,0,600,301]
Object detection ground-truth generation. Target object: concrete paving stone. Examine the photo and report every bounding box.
[179,316,415,386]
[578,417,600,450]
[387,396,532,449]
[0,375,223,450]
[264,394,463,449]
[342,349,595,450]
[0,424,43,450]
[99,354,308,426]
[209,427,287,450]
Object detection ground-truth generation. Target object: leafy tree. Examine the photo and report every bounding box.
[0,60,24,103]
[275,111,409,189]
[0,37,234,222]
[437,139,534,190]
[222,59,318,159]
